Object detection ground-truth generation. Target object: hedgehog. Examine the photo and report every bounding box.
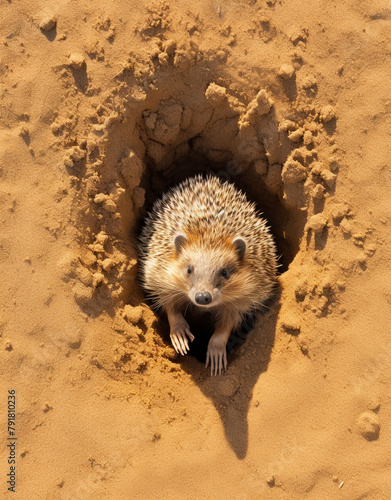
[139,175,278,375]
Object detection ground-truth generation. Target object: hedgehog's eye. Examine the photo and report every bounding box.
[187,266,193,275]
[221,268,229,279]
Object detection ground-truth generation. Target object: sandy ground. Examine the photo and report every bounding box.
[1,0,390,498]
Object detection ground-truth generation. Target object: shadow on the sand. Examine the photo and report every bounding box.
[160,295,280,459]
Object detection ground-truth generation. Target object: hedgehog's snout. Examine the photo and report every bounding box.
[191,287,220,308]
[195,291,212,305]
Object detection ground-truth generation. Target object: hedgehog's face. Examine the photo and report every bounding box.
[172,233,247,309]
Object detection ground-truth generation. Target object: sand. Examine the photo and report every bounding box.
[1,1,390,498]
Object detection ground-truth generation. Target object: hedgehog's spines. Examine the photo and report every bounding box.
[139,175,278,315]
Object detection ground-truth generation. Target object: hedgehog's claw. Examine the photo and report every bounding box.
[171,332,187,355]
[170,327,194,356]
[206,341,227,376]
[185,328,195,342]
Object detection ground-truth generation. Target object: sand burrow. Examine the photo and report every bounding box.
[61,49,338,379]
[69,77,333,315]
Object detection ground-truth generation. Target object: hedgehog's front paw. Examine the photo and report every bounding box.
[170,318,194,356]
[206,336,227,376]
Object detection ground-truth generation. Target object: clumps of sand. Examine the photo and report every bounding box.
[68,53,86,70]
[38,12,57,32]
[278,63,295,80]
[238,89,273,127]
[58,231,137,311]
[356,410,381,441]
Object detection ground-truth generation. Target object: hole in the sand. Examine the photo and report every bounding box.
[76,79,311,333]
[132,141,303,364]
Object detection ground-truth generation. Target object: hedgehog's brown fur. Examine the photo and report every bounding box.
[139,175,278,375]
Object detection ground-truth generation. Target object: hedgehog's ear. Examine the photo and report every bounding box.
[232,237,246,261]
[174,233,187,254]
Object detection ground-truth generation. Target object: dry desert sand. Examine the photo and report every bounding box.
[1,0,390,499]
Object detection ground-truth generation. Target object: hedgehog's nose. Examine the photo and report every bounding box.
[195,291,212,305]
